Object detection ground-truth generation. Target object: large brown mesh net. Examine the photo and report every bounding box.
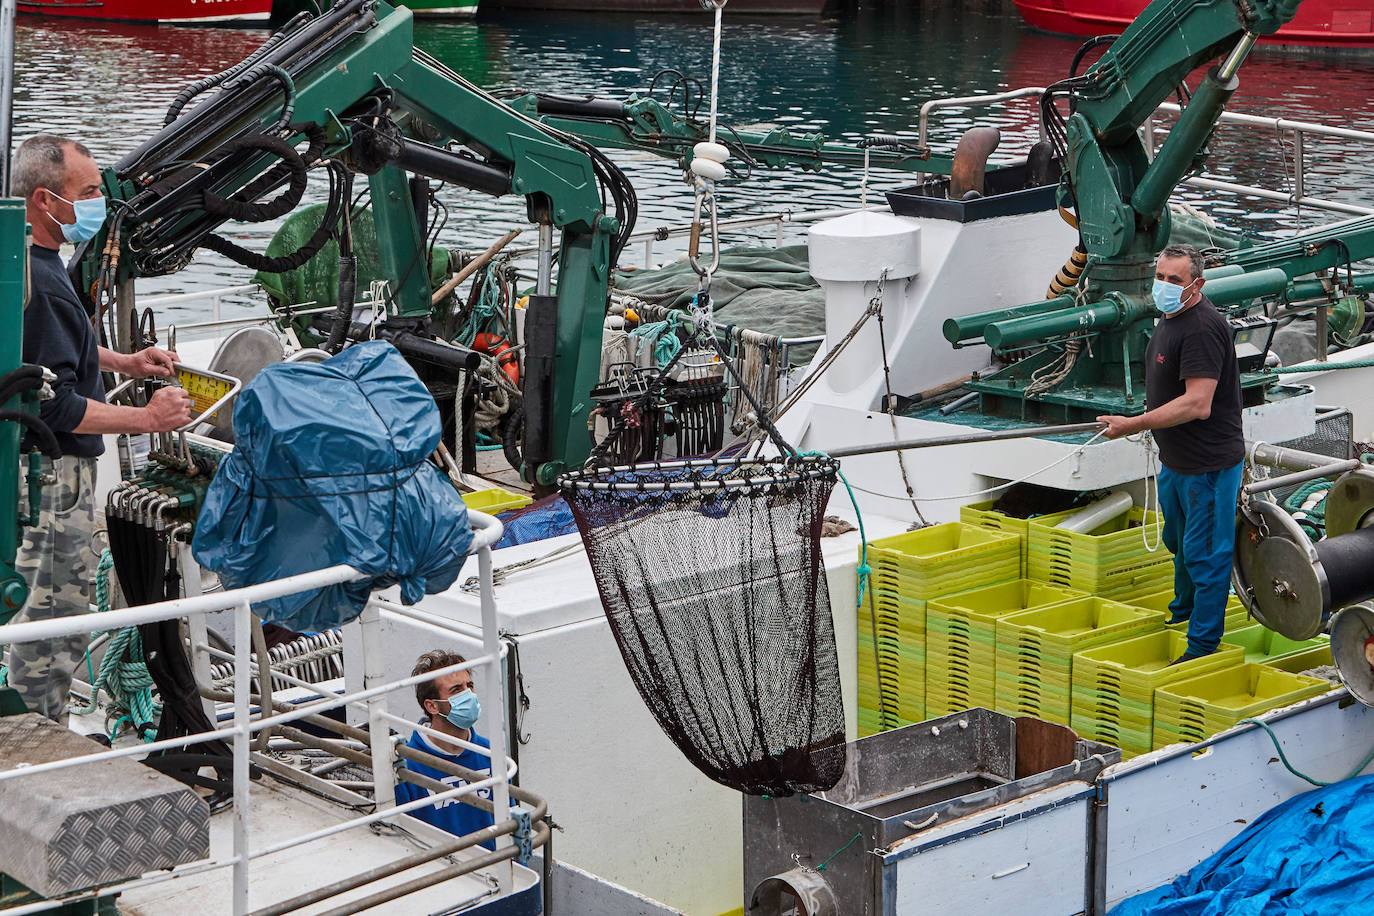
[560,455,846,796]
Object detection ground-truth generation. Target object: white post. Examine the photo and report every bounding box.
[477,544,513,891]
[359,602,396,809]
[232,598,252,915]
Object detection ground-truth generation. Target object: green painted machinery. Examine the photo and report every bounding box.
[942,0,1374,421]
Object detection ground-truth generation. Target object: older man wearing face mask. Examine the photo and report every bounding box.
[1097,243,1245,666]
[7,134,191,721]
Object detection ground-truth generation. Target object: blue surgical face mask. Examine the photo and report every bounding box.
[442,689,481,731]
[46,191,106,244]
[1153,278,1195,316]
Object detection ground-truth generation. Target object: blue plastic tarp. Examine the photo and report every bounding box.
[1109,772,1374,916]
[493,495,578,550]
[192,341,472,632]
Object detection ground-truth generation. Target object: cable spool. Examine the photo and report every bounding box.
[1234,468,1374,640]
[1330,602,1374,706]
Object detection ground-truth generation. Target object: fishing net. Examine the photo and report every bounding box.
[561,454,846,796]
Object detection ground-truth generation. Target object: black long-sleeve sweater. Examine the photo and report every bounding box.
[23,245,105,457]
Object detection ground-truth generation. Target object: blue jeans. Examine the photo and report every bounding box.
[1157,460,1244,656]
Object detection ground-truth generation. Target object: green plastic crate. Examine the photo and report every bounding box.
[1070,631,1243,755]
[926,579,1084,718]
[994,597,1163,724]
[1223,625,1330,666]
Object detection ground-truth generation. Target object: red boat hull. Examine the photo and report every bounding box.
[17,0,271,23]
[1014,0,1374,49]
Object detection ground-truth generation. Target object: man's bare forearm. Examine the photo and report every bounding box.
[73,397,154,435]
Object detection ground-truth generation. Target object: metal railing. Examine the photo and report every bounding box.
[917,86,1048,151]
[0,510,538,916]
[1146,103,1374,217]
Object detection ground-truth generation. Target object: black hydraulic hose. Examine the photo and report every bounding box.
[325,172,357,355]
[0,410,60,458]
[220,63,297,135]
[202,160,346,274]
[0,365,45,407]
[162,12,310,127]
[200,133,309,223]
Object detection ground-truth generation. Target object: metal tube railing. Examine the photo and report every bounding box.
[1147,104,1374,217]
[918,87,1047,151]
[0,510,531,916]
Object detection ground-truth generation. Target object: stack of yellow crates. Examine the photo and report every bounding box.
[857,523,1020,735]
[1153,664,1330,748]
[926,579,1084,718]
[1026,507,1174,600]
[994,597,1161,725]
[1071,630,1243,757]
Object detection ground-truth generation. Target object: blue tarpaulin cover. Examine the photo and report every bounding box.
[192,341,472,632]
[1109,773,1374,915]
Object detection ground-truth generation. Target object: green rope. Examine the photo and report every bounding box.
[79,549,162,739]
[454,261,508,348]
[816,832,864,871]
[1239,717,1374,788]
[1282,479,1331,543]
[1270,358,1374,373]
[630,311,685,369]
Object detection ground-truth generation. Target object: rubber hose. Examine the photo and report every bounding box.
[161,15,303,126]
[230,122,326,214]
[324,170,357,354]
[200,134,309,223]
[503,406,524,472]
[201,161,345,274]
[220,63,296,134]
[0,410,61,458]
[0,366,46,407]
[1046,244,1090,298]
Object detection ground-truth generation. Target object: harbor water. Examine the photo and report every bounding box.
[10,2,1374,325]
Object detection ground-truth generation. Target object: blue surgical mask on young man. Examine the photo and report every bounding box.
[46,190,106,244]
[443,689,481,731]
[1153,278,1196,316]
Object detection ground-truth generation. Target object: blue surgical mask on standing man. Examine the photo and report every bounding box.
[1153,278,1196,316]
[45,190,106,244]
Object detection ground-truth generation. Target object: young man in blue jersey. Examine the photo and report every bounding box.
[394,649,497,847]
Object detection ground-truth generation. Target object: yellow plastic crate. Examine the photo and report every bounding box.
[867,523,1021,599]
[462,487,533,514]
[1027,506,1171,563]
[959,502,1078,577]
[1153,663,1331,748]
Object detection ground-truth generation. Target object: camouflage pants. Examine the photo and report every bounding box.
[5,455,97,721]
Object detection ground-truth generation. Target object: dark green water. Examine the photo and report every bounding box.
[11,2,1374,318]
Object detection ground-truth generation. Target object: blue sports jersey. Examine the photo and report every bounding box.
[394,724,496,848]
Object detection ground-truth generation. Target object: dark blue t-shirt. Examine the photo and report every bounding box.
[23,246,105,457]
[394,726,497,848]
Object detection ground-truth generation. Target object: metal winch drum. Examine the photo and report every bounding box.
[1234,468,1374,697]
[1234,467,1374,640]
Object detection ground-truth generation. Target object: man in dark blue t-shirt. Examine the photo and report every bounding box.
[1098,244,1244,663]
[395,649,498,847]
[7,135,191,720]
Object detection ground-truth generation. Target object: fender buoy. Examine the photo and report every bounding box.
[472,332,520,387]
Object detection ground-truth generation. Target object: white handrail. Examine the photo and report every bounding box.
[0,510,517,916]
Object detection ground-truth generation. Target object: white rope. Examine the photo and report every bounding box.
[845,430,1108,503]
[706,1,725,144]
[1131,430,1164,552]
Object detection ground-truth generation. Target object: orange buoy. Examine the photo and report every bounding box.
[472,332,520,387]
